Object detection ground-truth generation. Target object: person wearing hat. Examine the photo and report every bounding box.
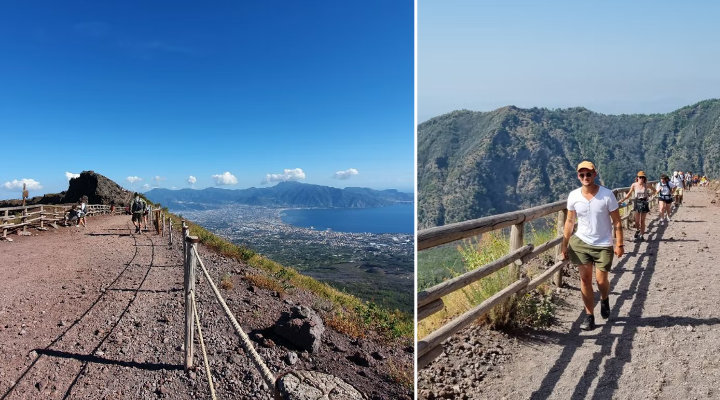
[671,171,685,207]
[620,171,655,242]
[561,161,624,331]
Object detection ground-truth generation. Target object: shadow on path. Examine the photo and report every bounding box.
[35,349,182,371]
[1,224,180,400]
[529,212,673,400]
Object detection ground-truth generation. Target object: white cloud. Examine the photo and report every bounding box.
[153,176,166,183]
[187,175,197,185]
[65,171,80,181]
[212,171,238,185]
[142,184,150,190]
[333,168,359,180]
[126,176,142,184]
[3,178,42,191]
[262,168,306,184]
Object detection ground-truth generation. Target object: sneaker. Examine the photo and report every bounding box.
[580,313,596,331]
[634,231,640,239]
[601,298,610,319]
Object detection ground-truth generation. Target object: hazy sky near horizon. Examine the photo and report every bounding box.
[0,1,413,200]
[419,1,720,122]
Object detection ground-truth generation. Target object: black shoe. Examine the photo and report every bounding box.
[634,231,640,239]
[580,313,595,331]
[601,298,610,319]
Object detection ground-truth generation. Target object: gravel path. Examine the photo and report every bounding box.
[0,214,412,399]
[419,188,720,400]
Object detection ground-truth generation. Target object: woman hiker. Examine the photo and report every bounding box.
[620,171,655,242]
[656,174,675,223]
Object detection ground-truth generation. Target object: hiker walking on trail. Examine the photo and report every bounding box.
[143,203,150,230]
[561,161,624,331]
[671,171,685,206]
[76,196,88,228]
[130,193,146,234]
[656,175,675,222]
[620,171,655,242]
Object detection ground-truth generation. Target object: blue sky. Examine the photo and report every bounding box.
[419,0,720,122]
[0,1,413,200]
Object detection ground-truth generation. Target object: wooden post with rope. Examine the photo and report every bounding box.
[168,218,173,246]
[184,235,199,371]
[182,220,188,258]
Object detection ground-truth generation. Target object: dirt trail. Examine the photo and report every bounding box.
[419,188,720,400]
[0,214,412,399]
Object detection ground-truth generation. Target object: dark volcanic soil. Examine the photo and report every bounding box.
[0,215,412,399]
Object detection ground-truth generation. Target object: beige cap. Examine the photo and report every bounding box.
[577,161,596,172]
[637,171,646,177]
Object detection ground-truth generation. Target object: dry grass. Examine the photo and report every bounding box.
[324,312,366,339]
[386,358,413,391]
[243,274,285,294]
[220,273,233,290]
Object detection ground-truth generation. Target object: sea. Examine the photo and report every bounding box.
[280,202,413,234]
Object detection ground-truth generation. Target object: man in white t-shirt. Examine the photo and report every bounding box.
[561,161,624,331]
[671,171,685,206]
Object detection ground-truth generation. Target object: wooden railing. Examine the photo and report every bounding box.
[0,203,120,240]
[417,183,658,369]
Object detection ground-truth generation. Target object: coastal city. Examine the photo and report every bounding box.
[177,205,414,312]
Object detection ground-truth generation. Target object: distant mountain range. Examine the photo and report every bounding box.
[418,99,720,229]
[145,181,413,210]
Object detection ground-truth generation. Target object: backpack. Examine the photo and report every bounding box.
[132,199,145,213]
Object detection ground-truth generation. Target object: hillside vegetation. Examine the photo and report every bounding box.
[418,99,720,228]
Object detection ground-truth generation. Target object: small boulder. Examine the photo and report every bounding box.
[274,306,324,353]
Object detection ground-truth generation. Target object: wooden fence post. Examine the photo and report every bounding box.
[155,210,161,235]
[162,214,166,237]
[21,208,27,235]
[182,221,188,256]
[624,191,632,230]
[184,235,199,371]
[2,209,7,239]
[169,218,173,246]
[554,209,567,287]
[509,222,524,278]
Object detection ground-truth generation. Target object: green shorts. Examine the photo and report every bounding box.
[568,235,614,272]
[132,212,143,222]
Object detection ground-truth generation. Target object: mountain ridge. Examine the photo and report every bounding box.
[146,181,413,211]
[418,99,720,229]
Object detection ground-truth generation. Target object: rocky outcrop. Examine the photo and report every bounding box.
[61,170,133,206]
[276,370,366,399]
[0,171,133,208]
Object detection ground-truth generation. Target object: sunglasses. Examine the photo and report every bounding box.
[578,172,593,178]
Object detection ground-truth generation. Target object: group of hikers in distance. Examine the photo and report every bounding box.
[66,195,88,228]
[561,162,708,331]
